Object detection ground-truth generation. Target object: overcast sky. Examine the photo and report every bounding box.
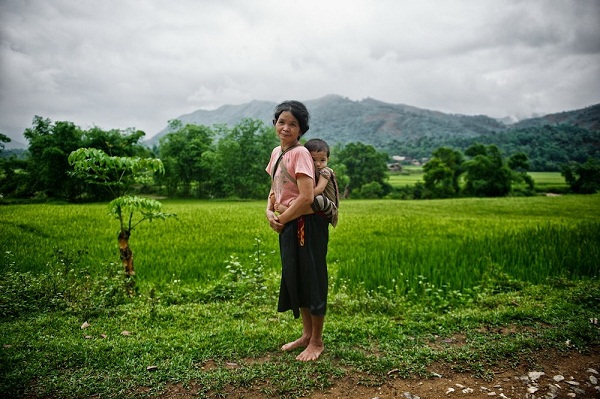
[1,0,599,145]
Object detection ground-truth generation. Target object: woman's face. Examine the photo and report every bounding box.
[275,111,301,146]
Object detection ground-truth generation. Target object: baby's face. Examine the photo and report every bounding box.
[311,150,328,170]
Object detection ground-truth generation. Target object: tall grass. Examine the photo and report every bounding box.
[0,201,279,283]
[329,195,600,293]
[1,195,598,296]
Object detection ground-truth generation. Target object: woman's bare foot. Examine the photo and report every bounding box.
[296,341,324,361]
[283,312,325,361]
[281,336,310,352]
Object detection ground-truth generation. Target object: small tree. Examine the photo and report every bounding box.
[422,147,464,198]
[68,148,175,281]
[338,142,390,197]
[463,144,512,197]
[561,158,600,194]
[24,117,84,200]
[423,158,455,198]
[158,122,214,197]
[209,118,277,199]
[0,132,10,150]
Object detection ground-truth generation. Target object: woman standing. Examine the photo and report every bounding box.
[265,100,329,361]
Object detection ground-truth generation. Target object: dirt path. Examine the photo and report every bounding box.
[152,347,599,399]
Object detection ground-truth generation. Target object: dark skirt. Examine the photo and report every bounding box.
[278,213,329,318]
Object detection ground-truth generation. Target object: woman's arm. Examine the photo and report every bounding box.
[277,174,314,225]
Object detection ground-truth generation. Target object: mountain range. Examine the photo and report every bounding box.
[147,94,600,157]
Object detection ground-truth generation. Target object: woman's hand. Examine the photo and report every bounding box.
[266,209,284,233]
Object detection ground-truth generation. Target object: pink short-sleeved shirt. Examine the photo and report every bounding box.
[266,146,315,207]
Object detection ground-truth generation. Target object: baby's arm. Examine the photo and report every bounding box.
[314,174,329,196]
[275,199,292,213]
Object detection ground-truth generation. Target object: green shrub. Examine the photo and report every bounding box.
[0,248,129,318]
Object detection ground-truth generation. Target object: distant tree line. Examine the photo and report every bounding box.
[0,116,278,201]
[0,116,598,202]
[383,124,600,171]
[417,144,534,199]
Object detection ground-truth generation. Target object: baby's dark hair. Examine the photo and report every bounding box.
[304,138,330,157]
[273,100,310,135]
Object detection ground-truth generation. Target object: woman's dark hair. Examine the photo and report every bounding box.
[273,100,310,135]
[304,138,330,157]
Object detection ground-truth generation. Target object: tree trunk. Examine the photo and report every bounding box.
[118,229,134,276]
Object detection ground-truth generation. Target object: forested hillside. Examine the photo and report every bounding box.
[443,124,600,171]
[148,95,599,170]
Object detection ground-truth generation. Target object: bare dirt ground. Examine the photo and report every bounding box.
[152,347,599,399]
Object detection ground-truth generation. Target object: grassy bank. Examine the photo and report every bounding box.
[0,268,597,398]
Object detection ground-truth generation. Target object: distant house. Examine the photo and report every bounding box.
[388,162,402,171]
[390,155,429,168]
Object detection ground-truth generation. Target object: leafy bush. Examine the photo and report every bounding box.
[203,238,271,303]
[0,248,129,318]
[354,181,384,199]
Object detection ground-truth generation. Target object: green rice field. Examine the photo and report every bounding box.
[388,168,425,187]
[1,194,598,296]
[388,170,567,190]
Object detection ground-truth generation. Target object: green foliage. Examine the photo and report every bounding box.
[156,118,278,199]
[337,142,391,197]
[109,195,175,233]
[0,132,10,150]
[421,144,534,198]
[508,152,535,195]
[69,148,164,198]
[158,123,214,197]
[0,156,29,198]
[81,127,148,157]
[462,144,512,197]
[2,116,150,201]
[7,114,594,203]
[422,158,455,198]
[209,118,278,199]
[422,147,464,198]
[353,181,384,199]
[561,157,600,194]
[444,124,600,171]
[23,117,84,200]
[507,151,529,171]
[328,155,350,198]
[69,147,174,279]
[203,238,270,302]
[0,249,129,319]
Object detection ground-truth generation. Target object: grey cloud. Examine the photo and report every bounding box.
[0,0,599,144]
